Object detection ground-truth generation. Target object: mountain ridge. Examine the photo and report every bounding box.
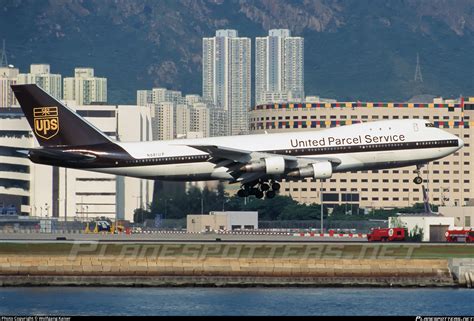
[1,0,473,103]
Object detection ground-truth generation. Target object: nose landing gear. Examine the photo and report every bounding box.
[413,164,424,185]
[413,176,423,185]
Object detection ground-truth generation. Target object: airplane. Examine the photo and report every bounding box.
[11,84,464,199]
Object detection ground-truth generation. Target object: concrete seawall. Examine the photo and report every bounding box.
[0,242,473,287]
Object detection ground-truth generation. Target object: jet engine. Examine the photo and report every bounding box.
[287,161,333,179]
[240,156,286,175]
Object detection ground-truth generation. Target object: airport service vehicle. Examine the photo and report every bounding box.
[10,84,464,199]
[0,205,17,216]
[85,220,124,234]
[445,229,474,243]
[367,227,406,242]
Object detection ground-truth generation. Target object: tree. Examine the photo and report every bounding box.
[133,207,152,223]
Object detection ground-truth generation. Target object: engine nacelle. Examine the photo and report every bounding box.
[287,161,333,179]
[240,156,286,175]
[264,156,286,175]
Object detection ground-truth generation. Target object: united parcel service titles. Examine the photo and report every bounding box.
[290,134,406,148]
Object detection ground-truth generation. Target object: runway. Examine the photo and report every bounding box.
[0,231,367,242]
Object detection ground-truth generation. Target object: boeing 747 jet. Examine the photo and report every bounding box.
[11,84,464,199]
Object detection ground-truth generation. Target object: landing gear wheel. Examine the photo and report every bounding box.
[249,187,259,196]
[271,182,281,191]
[413,176,423,185]
[255,190,264,199]
[237,189,249,198]
[266,190,276,199]
[260,183,270,191]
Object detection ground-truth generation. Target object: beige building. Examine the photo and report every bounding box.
[190,103,210,138]
[0,66,19,107]
[249,98,474,209]
[138,87,218,139]
[151,102,174,140]
[256,29,304,105]
[175,104,191,139]
[63,67,107,105]
[187,211,258,233]
[439,206,474,228]
[17,64,62,100]
[203,29,251,135]
[137,90,152,107]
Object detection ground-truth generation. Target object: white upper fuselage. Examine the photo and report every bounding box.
[94,119,463,182]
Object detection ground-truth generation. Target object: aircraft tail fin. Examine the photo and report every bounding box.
[11,84,112,147]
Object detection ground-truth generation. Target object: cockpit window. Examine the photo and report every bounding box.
[425,123,435,127]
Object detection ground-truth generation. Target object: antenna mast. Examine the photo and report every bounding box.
[414,53,423,83]
[0,40,8,67]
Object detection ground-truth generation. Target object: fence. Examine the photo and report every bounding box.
[258,220,386,233]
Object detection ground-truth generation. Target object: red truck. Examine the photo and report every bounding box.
[445,229,474,243]
[367,227,406,242]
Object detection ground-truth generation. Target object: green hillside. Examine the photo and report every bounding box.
[1,0,472,103]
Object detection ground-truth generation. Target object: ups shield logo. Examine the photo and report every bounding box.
[33,107,59,140]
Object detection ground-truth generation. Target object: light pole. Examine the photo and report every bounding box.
[320,180,324,234]
[58,198,65,230]
[222,199,229,211]
[65,168,68,228]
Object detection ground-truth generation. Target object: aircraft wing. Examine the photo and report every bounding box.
[187,144,341,184]
[185,144,256,164]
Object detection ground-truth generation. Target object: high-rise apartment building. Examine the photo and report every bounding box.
[203,29,251,135]
[137,90,153,107]
[190,103,210,138]
[151,102,174,140]
[138,87,225,139]
[255,29,304,105]
[0,66,19,107]
[185,95,202,105]
[63,67,107,105]
[209,107,229,137]
[175,104,191,138]
[17,64,62,100]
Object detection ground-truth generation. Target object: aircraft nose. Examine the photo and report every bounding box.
[458,137,464,148]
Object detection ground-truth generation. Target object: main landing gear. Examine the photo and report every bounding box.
[413,164,424,185]
[237,180,281,199]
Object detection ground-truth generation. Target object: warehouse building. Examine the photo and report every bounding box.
[249,97,474,209]
[187,211,258,233]
[389,214,455,242]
